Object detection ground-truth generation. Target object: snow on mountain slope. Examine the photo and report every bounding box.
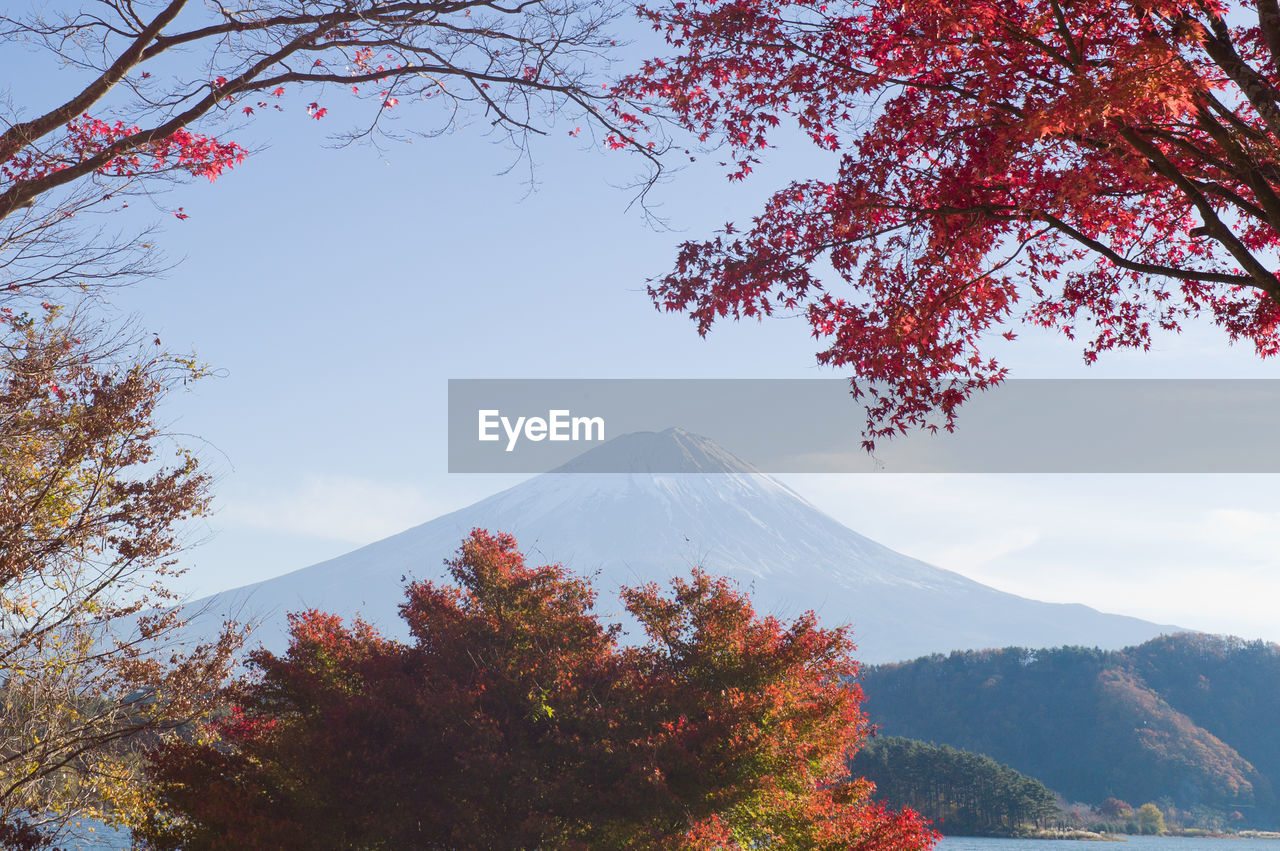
[190,429,1178,663]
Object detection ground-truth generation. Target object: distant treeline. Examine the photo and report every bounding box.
[851,737,1060,836]
[861,633,1280,827]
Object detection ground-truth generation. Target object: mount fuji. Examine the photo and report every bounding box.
[191,429,1177,663]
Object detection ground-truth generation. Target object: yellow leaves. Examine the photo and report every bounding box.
[0,310,235,838]
[95,751,166,830]
[3,593,38,619]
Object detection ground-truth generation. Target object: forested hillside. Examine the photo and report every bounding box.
[851,738,1060,836]
[861,634,1280,827]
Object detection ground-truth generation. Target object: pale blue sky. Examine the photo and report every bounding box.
[38,19,1279,645]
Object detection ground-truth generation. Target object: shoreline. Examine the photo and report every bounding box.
[941,831,1280,842]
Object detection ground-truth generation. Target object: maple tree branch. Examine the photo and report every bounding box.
[1201,89,1272,144]
[0,0,661,227]
[1188,101,1280,231]
[1188,10,1280,143]
[0,0,187,159]
[1185,179,1270,224]
[736,30,1030,120]
[1034,211,1251,286]
[136,2,523,58]
[1143,123,1242,179]
[996,22,1076,71]
[1255,0,1280,83]
[1048,0,1083,68]
[1123,129,1279,295]
[831,195,1253,289]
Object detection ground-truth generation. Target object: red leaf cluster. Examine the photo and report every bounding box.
[1,114,245,186]
[616,0,1280,442]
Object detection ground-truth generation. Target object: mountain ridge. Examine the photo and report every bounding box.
[189,429,1179,663]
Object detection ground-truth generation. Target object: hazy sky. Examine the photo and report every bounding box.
[56,22,1279,647]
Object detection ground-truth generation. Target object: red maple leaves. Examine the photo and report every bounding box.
[617,0,1280,443]
[2,114,245,186]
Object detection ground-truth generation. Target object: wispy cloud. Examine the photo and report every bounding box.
[781,473,1280,641]
[1205,508,1280,546]
[923,528,1043,575]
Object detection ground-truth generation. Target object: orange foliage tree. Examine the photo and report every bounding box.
[137,530,939,850]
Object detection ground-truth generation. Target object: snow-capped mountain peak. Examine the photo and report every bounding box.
[190,429,1177,663]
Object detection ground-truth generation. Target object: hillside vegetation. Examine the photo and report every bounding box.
[861,634,1280,827]
[851,738,1060,836]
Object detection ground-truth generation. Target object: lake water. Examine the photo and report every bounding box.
[941,837,1280,851]
[56,822,129,850]
[54,826,1280,849]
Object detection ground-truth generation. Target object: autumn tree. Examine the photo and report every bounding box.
[137,529,939,851]
[0,1,660,840]
[1136,802,1168,835]
[617,0,1280,443]
[0,306,242,846]
[1098,798,1136,822]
